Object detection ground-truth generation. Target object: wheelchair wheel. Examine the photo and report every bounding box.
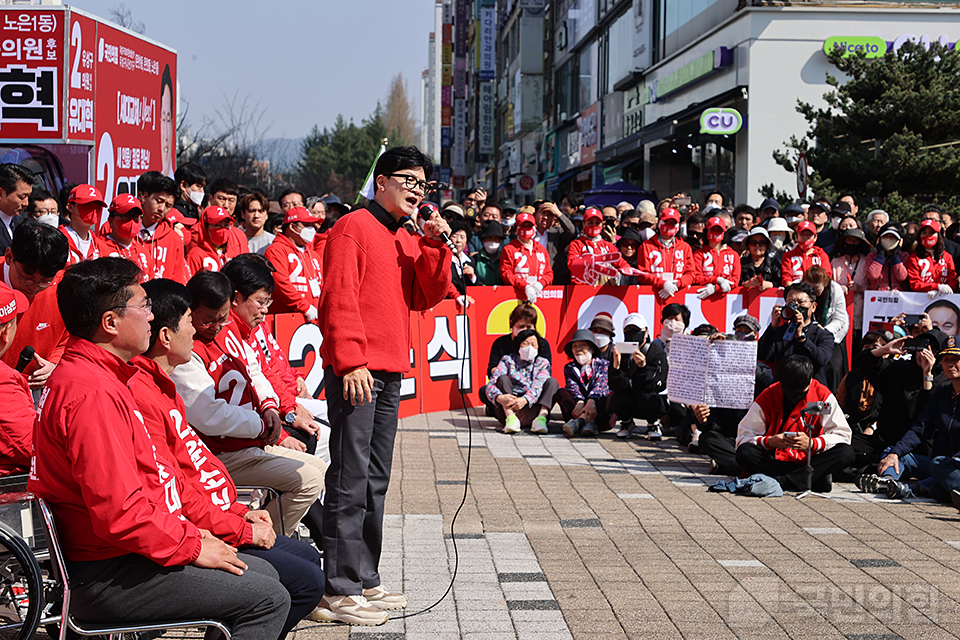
[0,522,43,640]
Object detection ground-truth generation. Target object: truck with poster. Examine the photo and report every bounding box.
[0,5,176,213]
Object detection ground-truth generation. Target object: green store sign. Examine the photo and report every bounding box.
[823,36,887,58]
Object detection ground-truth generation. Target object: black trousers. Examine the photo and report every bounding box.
[322,368,401,596]
[735,442,856,491]
[555,388,612,429]
[244,535,325,637]
[608,390,668,424]
[699,431,740,476]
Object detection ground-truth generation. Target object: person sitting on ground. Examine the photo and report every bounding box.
[479,302,552,416]
[739,227,780,291]
[801,265,850,392]
[171,270,327,542]
[781,220,830,286]
[557,329,612,438]
[0,281,31,476]
[588,312,618,364]
[96,194,150,273]
[239,192,275,255]
[60,184,105,266]
[471,220,504,286]
[758,282,835,387]
[264,206,324,323]
[134,277,326,635]
[484,328,558,435]
[609,313,668,440]
[693,216,741,299]
[29,257,291,639]
[653,302,690,353]
[697,315,774,474]
[736,354,854,492]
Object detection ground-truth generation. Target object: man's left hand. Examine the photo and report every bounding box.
[277,436,307,452]
[784,432,810,450]
[244,510,273,526]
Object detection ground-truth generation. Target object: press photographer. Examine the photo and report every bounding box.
[757,282,835,387]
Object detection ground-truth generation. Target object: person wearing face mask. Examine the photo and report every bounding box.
[781,220,830,286]
[23,189,63,229]
[471,220,505,286]
[61,184,106,266]
[567,208,638,285]
[500,211,553,302]
[740,227,780,292]
[96,194,150,274]
[264,206,324,323]
[864,223,908,291]
[484,328,558,435]
[693,217,741,299]
[758,282,835,387]
[557,330,612,437]
[609,313,668,439]
[764,217,793,258]
[653,303,690,354]
[615,228,643,285]
[831,228,871,340]
[905,219,957,297]
[636,211,657,242]
[636,207,694,300]
[186,205,250,277]
[735,354,854,493]
[588,313,617,364]
[172,161,207,221]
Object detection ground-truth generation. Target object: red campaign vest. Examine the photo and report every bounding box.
[639,237,691,281]
[503,241,549,282]
[782,246,828,284]
[95,233,150,276]
[59,225,101,266]
[695,245,739,280]
[909,254,953,285]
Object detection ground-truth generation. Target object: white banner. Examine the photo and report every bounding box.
[862,290,960,336]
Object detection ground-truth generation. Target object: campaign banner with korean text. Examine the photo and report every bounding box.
[267,285,851,418]
[0,9,63,140]
[862,290,960,336]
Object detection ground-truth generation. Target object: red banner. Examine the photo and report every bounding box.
[268,285,853,418]
[0,9,63,140]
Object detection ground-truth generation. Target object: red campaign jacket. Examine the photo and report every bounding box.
[94,224,151,276]
[499,239,554,295]
[185,227,249,278]
[263,233,323,317]
[0,263,68,378]
[905,251,958,292]
[635,236,694,289]
[693,244,741,286]
[231,311,299,416]
[58,225,101,267]
[781,245,830,286]
[141,219,187,284]
[566,237,631,284]
[28,337,203,565]
[130,356,253,547]
[318,205,451,377]
[0,360,33,477]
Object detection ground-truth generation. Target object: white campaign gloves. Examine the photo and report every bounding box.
[717,277,733,293]
[697,284,716,299]
[658,280,679,299]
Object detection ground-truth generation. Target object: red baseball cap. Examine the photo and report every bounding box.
[418,202,439,220]
[108,194,142,217]
[516,212,536,227]
[583,207,603,222]
[920,219,941,233]
[166,210,198,227]
[283,206,321,225]
[68,184,106,207]
[707,216,726,231]
[795,220,817,235]
[0,281,28,324]
[659,208,681,223]
[202,206,232,225]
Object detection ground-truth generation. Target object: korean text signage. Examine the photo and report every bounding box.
[699,108,742,135]
[478,7,496,80]
[579,102,599,165]
[0,10,62,139]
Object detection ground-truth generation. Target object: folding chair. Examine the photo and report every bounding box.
[37,497,232,640]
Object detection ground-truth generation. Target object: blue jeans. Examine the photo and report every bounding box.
[930,456,960,494]
[881,449,936,490]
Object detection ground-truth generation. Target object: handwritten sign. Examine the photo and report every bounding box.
[667,335,756,410]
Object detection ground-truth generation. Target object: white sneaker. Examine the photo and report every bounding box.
[363,585,408,610]
[311,594,389,625]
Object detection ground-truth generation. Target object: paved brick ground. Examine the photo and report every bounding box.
[44,410,960,639]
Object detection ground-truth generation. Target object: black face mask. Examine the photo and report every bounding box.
[840,243,864,255]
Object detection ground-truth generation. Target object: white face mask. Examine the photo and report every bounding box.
[502,218,516,227]
[831,217,842,230]
[638,227,655,241]
[189,190,205,206]
[37,213,59,228]
[662,319,685,338]
[770,235,786,251]
[518,345,538,362]
[483,240,501,253]
[299,226,317,244]
[592,333,611,348]
[575,352,592,366]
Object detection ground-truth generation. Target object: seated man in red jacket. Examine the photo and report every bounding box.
[264,206,323,323]
[0,281,31,476]
[137,171,187,283]
[136,277,325,636]
[736,354,854,492]
[29,257,290,639]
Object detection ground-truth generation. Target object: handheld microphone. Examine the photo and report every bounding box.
[15,346,34,373]
[438,230,457,252]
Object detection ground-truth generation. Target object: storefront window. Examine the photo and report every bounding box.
[606,10,633,92]
[578,43,597,111]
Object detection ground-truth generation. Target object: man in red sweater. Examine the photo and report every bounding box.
[782,220,830,286]
[137,171,187,283]
[315,146,451,626]
[28,257,290,639]
[0,281,31,476]
[264,206,323,323]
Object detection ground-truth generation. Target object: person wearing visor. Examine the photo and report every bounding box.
[693,216,741,299]
[636,207,694,299]
[264,206,324,323]
[567,207,638,286]
[781,220,830,286]
[864,222,908,291]
[61,184,106,266]
[500,211,553,302]
[186,205,249,276]
[96,194,149,273]
[905,219,957,297]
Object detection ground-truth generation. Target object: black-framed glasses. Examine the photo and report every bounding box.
[388,174,429,195]
[111,298,152,313]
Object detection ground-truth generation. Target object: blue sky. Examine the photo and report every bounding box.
[74,0,435,140]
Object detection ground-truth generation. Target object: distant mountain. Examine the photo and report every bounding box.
[256,137,303,172]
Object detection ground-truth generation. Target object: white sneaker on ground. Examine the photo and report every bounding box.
[363,585,408,610]
[311,594,389,625]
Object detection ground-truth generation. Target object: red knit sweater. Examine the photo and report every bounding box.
[318,201,451,376]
